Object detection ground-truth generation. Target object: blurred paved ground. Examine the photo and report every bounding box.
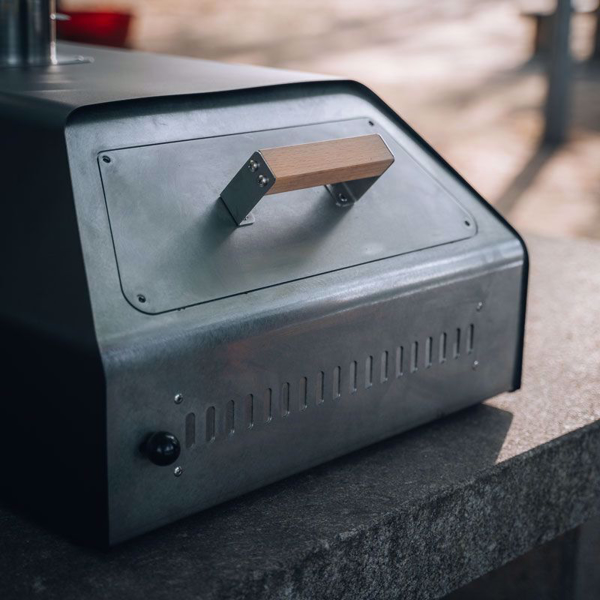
[66,0,600,240]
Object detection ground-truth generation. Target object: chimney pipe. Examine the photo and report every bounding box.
[0,0,57,67]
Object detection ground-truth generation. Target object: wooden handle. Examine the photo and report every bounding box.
[220,134,395,226]
[261,134,394,195]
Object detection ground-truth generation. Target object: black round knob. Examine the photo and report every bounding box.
[143,431,181,466]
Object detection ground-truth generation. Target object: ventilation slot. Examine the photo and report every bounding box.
[365,356,373,388]
[185,412,196,449]
[226,400,235,435]
[316,371,324,404]
[410,341,418,373]
[439,332,447,363]
[396,346,404,377]
[300,377,308,410]
[350,361,358,393]
[264,388,273,423]
[380,351,389,382]
[425,337,433,368]
[454,328,461,359]
[467,324,475,354]
[205,406,215,443]
[281,382,290,416]
[333,367,341,399]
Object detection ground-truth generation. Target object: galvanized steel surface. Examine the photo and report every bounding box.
[66,79,525,543]
[98,118,475,313]
[0,44,527,544]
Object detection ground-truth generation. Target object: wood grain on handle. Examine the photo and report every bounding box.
[260,134,394,195]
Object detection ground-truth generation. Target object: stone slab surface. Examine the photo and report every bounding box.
[1,234,600,600]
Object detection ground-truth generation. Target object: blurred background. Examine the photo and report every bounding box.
[57,0,600,240]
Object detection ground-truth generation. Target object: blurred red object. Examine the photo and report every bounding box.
[57,11,133,48]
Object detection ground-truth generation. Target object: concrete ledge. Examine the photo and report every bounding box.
[2,234,600,600]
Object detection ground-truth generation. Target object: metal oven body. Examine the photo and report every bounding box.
[0,44,527,545]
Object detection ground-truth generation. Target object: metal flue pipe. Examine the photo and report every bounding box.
[0,0,57,67]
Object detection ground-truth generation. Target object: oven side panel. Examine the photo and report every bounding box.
[0,108,109,546]
[105,246,525,544]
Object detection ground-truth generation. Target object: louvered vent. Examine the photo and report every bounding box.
[203,324,476,444]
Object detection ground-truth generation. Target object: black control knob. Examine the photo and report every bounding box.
[143,431,181,466]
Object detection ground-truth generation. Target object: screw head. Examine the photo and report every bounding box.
[174,466,183,477]
[338,193,348,203]
[102,155,111,163]
[137,294,147,304]
[476,302,483,311]
[174,393,183,405]
[257,174,270,187]
[248,159,260,172]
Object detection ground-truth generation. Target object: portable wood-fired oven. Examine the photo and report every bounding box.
[0,2,527,546]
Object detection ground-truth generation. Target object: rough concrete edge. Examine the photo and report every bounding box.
[218,419,600,600]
